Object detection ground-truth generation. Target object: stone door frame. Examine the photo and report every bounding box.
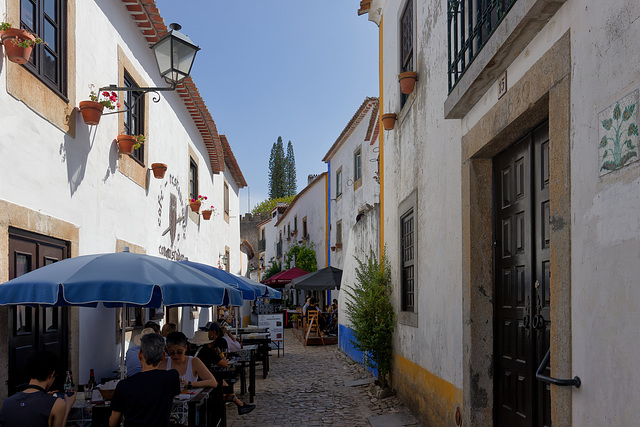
[461,32,573,427]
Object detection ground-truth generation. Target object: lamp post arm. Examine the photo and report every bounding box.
[98,83,177,116]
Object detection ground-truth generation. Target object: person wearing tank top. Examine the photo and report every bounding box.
[0,350,76,427]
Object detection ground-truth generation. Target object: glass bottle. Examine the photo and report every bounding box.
[63,371,73,393]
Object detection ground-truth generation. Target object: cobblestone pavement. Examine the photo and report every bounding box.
[226,329,418,427]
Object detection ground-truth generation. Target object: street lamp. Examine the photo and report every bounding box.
[99,23,200,110]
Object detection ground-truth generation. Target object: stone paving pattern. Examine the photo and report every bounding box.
[226,329,420,426]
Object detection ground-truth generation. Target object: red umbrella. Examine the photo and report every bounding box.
[263,267,309,286]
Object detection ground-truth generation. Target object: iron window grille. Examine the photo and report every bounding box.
[189,158,198,201]
[401,209,415,312]
[400,0,413,108]
[123,72,145,164]
[448,0,518,93]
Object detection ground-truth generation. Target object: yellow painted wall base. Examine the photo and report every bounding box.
[242,315,251,327]
[393,353,463,426]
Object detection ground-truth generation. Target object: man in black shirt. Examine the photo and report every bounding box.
[109,333,180,427]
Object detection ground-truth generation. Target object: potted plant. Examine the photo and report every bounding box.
[189,195,207,213]
[201,205,216,220]
[79,84,119,125]
[116,134,145,155]
[336,243,342,249]
[150,163,167,179]
[398,71,418,94]
[331,246,336,252]
[381,113,397,130]
[0,20,44,64]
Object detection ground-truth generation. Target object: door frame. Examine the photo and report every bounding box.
[0,201,80,400]
[460,32,572,427]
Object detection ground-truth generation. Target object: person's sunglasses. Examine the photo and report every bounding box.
[167,349,184,356]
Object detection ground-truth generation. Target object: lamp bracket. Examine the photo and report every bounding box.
[98,83,177,116]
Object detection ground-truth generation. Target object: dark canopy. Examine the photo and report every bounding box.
[289,266,343,291]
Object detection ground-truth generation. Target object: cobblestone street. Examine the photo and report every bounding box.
[226,329,419,427]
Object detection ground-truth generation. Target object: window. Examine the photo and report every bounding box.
[400,0,413,107]
[287,223,291,237]
[336,220,342,246]
[225,247,230,273]
[189,158,198,201]
[123,72,145,164]
[21,0,67,97]
[336,167,343,198]
[224,181,230,222]
[447,0,518,92]
[294,216,298,232]
[261,228,265,240]
[354,148,362,190]
[401,208,415,312]
[302,217,308,238]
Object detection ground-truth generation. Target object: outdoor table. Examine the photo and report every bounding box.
[65,387,214,426]
[235,344,258,403]
[241,336,271,378]
[236,327,269,335]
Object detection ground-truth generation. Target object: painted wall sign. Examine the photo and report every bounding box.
[157,174,189,260]
[599,90,639,176]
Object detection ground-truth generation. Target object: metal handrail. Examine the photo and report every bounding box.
[536,348,581,388]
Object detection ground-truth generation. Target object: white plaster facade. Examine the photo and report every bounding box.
[360,0,640,425]
[275,173,328,272]
[0,0,246,391]
[323,97,380,272]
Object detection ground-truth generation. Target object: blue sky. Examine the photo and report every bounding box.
[154,1,379,214]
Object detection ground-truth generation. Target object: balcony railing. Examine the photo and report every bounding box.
[258,239,266,252]
[448,0,518,92]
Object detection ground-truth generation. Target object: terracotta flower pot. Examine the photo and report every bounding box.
[1,28,36,64]
[381,113,397,130]
[336,243,342,249]
[201,210,212,220]
[398,71,418,94]
[331,246,336,252]
[116,135,137,154]
[79,101,105,126]
[150,163,167,179]
[190,201,201,213]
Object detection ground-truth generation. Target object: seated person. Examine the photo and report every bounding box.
[109,333,180,427]
[302,297,311,315]
[202,321,228,352]
[164,332,255,415]
[221,326,242,353]
[0,350,76,427]
[328,299,338,314]
[125,327,155,377]
[160,322,177,338]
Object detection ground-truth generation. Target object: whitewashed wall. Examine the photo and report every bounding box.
[326,106,380,271]
[277,174,327,270]
[0,0,242,384]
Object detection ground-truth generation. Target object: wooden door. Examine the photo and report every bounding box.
[7,228,69,394]
[494,122,551,427]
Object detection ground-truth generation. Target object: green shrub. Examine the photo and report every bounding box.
[344,250,396,389]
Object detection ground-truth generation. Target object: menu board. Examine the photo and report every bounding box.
[258,313,284,342]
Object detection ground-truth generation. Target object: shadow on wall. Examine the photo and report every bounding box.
[62,122,95,196]
[339,323,378,378]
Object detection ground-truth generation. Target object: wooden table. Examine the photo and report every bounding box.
[240,337,271,379]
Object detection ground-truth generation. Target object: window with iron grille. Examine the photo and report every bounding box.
[401,209,415,312]
[336,167,343,198]
[354,148,362,187]
[400,0,413,108]
[189,158,198,201]
[224,181,230,222]
[123,72,145,164]
[448,0,517,92]
[336,220,342,246]
[21,0,67,98]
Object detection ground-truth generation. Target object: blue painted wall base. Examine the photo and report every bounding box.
[338,323,378,378]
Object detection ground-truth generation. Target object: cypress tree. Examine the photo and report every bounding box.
[285,140,297,196]
[268,137,286,199]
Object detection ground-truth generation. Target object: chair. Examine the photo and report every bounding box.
[304,311,325,347]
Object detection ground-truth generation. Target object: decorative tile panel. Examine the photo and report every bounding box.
[599,90,639,176]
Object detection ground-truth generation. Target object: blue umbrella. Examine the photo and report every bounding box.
[0,250,243,307]
[179,260,257,300]
[235,275,282,299]
[0,249,244,378]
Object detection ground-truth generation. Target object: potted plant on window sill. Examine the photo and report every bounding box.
[79,84,119,126]
[201,205,216,220]
[189,195,207,213]
[398,71,418,94]
[1,21,44,64]
[150,163,167,179]
[381,113,397,130]
[117,134,145,155]
[336,243,342,249]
